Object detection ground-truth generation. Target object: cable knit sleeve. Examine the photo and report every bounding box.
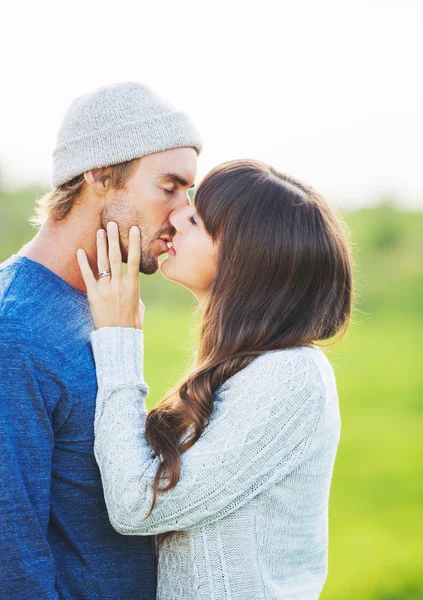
[91,327,325,536]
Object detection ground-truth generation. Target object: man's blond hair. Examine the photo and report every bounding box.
[31,158,140,227]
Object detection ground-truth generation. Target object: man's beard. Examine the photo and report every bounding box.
[100,193,166,275]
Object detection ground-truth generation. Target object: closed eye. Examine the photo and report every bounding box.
[163,188,174,195]
[189,215,197,225]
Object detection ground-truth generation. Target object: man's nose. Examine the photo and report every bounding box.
[174,191,191,211]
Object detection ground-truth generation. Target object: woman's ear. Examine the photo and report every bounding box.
[84,167,113,196]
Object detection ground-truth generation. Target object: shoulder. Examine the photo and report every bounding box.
[0,258,36,343]
[0,257,90,350]
[0,256,43,321]
[0,257,54,349]
[208,347,336,447]
[0,262,72,363]
[221,346,329,395]
[0,257,23,308]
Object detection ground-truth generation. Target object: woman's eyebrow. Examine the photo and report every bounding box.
[158,173,195,188]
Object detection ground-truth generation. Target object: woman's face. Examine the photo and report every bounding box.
[160,205,219,299]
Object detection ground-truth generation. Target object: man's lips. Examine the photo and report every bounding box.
[157,237,176,256]
[157,238,170,254]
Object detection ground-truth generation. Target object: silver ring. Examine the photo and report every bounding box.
[97,269,111,280]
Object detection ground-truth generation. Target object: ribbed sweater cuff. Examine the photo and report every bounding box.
[90,327,144,388]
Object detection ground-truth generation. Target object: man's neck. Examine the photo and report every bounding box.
[18,214,102,293]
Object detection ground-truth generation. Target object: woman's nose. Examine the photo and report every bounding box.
[168,205,187,231]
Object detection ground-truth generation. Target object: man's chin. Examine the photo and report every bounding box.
[140,262,159,276]
[140,253,160,275]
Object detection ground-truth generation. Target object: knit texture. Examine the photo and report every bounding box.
[52,82,203,189]
[91,327,341,600]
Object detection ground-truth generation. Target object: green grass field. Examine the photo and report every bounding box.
[1,189,422,599]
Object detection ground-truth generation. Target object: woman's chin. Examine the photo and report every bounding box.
[159,256,178,283]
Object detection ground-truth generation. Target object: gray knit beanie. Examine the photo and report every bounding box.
[52,82,203,189]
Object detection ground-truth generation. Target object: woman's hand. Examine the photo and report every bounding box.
[76,221,144,330]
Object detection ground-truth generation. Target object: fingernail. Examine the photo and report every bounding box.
[77,249,84,258]
[98,229,106,238]
[108,221,117,231]
[130,226,139,236]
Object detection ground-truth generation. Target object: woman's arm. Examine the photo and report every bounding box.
[92,326,325,536]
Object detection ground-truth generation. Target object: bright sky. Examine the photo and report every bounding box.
[1,0,421,209]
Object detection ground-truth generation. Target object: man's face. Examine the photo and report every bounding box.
[101,147,197,274]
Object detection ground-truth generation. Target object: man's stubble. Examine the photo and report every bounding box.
[100,191,159,275]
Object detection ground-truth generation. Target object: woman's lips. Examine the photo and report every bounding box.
[168,245,176,256]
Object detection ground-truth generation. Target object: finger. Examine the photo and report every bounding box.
[107,221,122,279]
[96,229,110,277]
[76,249,97,295]
[127,225,141,281]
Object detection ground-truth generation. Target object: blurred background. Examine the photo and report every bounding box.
[1,1,422,598]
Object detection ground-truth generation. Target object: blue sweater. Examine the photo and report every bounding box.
[0,256,156,599]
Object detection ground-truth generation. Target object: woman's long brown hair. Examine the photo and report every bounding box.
[145,159,354,545]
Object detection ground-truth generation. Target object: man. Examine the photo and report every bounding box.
[0,82,201,599]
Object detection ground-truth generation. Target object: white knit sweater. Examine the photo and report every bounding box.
[91,327,341,600]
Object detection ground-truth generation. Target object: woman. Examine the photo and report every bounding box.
[77,159,353,599]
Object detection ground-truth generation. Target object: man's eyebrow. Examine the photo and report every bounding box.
[158,173,195,188]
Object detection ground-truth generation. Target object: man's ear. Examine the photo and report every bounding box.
[84,167,113,195]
